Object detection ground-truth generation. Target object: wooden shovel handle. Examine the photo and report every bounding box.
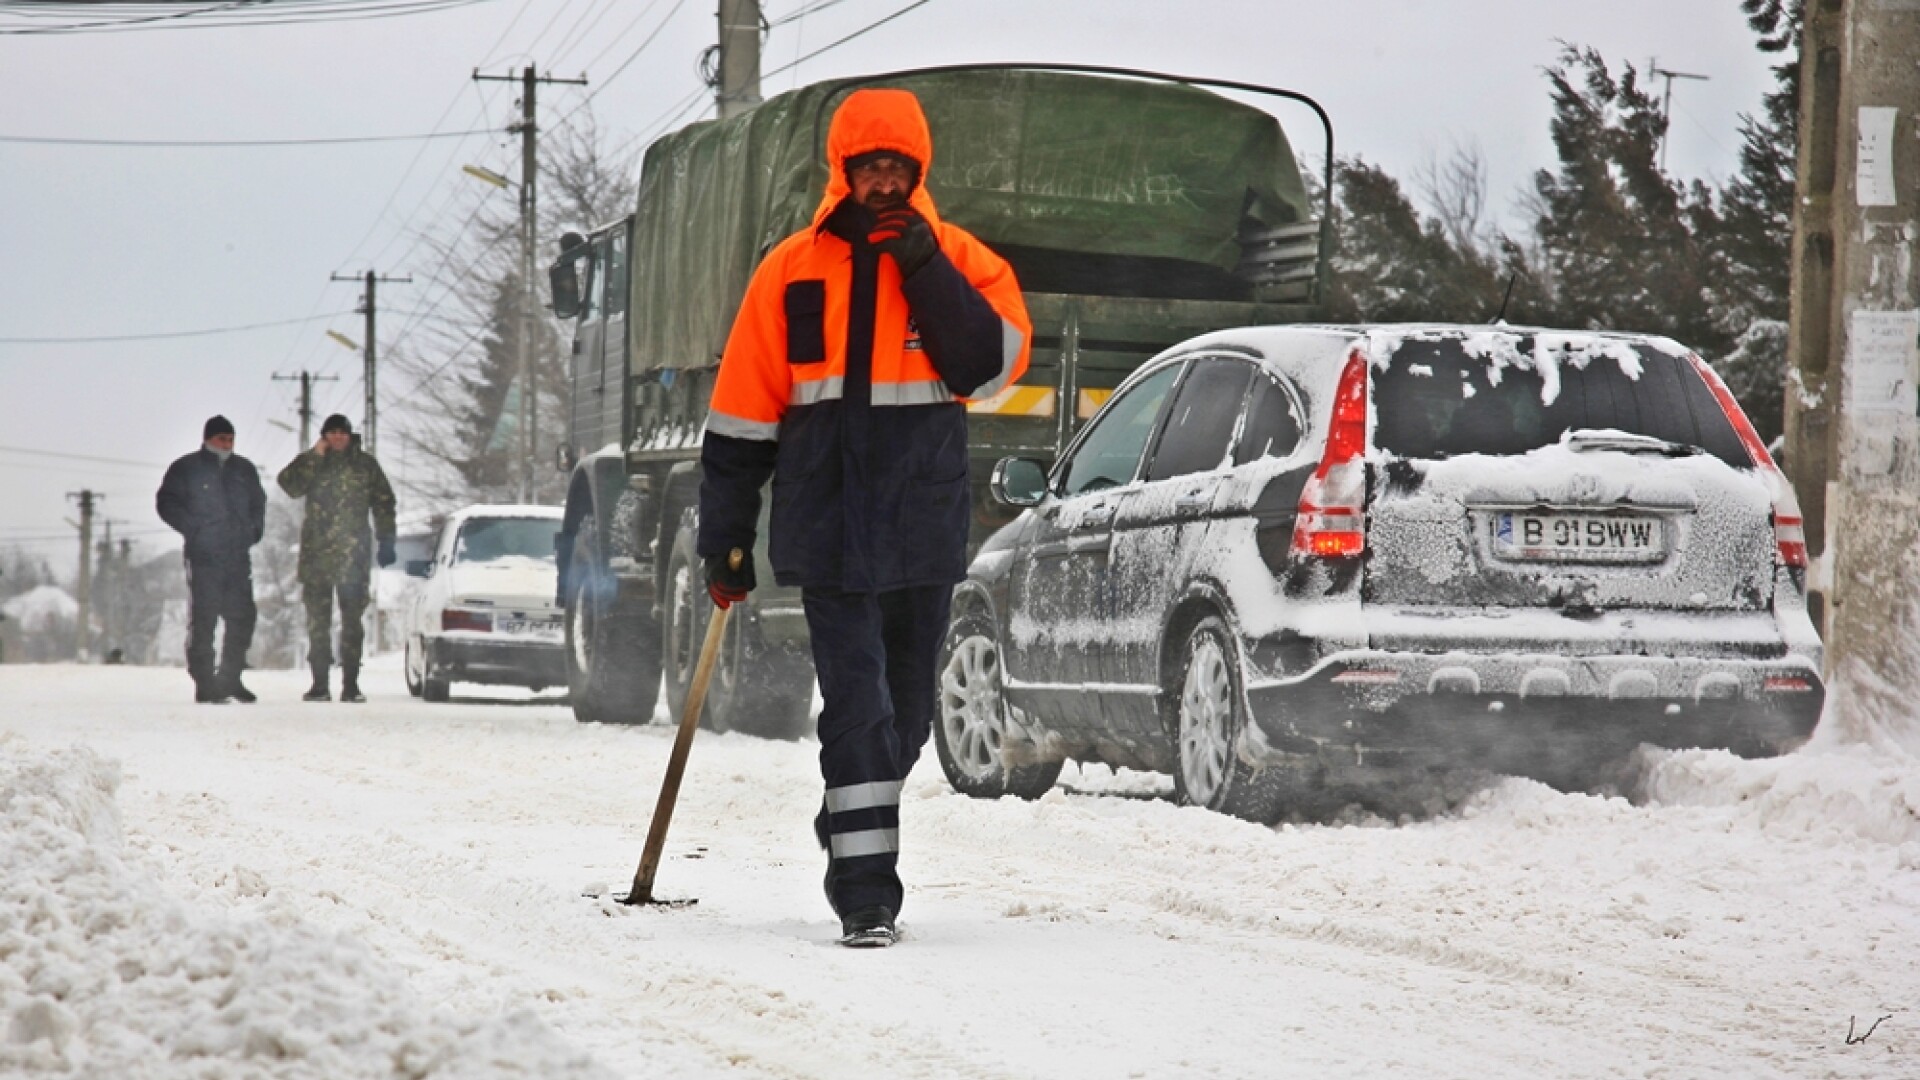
[627,548,740,903]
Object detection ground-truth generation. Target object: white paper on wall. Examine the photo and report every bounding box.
[1856,106,1899,207]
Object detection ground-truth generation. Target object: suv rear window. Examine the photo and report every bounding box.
[1371,337,1750,468]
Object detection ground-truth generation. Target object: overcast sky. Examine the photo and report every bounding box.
[1,0,1777,573]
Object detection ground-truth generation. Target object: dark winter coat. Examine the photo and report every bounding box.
[156,448,267,569]
[276,440,397,586]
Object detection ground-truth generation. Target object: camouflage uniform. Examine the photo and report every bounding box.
[277,439,397,673]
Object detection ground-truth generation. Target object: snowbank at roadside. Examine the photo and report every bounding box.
[0,744,612,1080]
[1636,741,1920,850]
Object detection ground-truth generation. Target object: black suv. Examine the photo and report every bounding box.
[934,325,1824,822]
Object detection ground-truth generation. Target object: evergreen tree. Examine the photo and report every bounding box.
[386,112,637,509]
[1530,47,1726,355]
[1697,0,1803,445]
[448,275,522,495]
[1323,157,1507,324]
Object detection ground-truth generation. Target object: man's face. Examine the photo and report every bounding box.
[208,434,235,452]
[849,155,916,211]
[323,430,351,453]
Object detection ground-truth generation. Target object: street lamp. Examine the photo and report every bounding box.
[326,329,360,351]
[462,163,512,189]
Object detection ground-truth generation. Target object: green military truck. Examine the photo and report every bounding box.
[548,64,1330,735]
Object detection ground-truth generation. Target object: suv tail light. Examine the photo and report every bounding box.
[1292,349,1370,559]
[442,608,494,633]
[1686,353,1807,568]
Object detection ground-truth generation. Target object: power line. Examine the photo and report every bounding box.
[571,0,669,81]
[768,0,851,27]
[1,0,500,34]
[0,128,498,148]
[761,0,937,82]
[601,0,941,164]
[546,0,622,72]
[573,0,693,113]
[0,312,351,345]
[518,0,597,65]
[0,445,164,469]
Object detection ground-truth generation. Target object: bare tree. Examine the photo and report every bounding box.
[381,107,639,513]
[1412,140,1492,257]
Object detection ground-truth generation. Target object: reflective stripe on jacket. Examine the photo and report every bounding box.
[698,88,1032,591]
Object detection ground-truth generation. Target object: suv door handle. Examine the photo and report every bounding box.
[1175,491,1207,511]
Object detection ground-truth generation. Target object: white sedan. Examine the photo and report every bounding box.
[404,505,566,702]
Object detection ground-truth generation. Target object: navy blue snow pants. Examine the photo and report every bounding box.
[804,583,953,918]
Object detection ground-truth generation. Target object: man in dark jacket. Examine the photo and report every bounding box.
[156,415,267,703]
[277,413,397,703]
[699,89,1030,947]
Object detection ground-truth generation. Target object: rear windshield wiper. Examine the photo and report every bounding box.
[1562,429,1702,457]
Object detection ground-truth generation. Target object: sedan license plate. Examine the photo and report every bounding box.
[1490,512,1663,563]
[499,617,561,640]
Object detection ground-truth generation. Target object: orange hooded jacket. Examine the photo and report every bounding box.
[698,88,1032,591]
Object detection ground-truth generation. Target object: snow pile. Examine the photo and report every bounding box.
[1,586,79,633]
[1636,742,1920,849]
[0,744,612,1080]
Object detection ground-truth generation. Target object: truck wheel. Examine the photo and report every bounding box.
[662,517,814,740]
[935,609,1062,800]
[1168,615,1284,823]
[565,529,663,725]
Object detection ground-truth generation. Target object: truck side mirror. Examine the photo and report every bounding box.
[549,259,582,320]
[990,457,1049,508]
[404,559,433,578]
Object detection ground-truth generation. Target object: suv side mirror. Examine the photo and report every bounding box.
[990,457,1048,508]
[405,559,432,578]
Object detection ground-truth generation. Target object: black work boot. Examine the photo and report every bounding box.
[838,906,897,948]
[340,667,366,704]
[194,674,230,704]
[303,664,331,702]
[219,668,256,704]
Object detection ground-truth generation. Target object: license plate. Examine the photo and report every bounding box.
[1490,512,1664,563]
[499,617,561,639]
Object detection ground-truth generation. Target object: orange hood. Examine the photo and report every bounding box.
[812,87,941,229]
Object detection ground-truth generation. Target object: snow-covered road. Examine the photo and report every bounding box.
[4,661,1917,1078]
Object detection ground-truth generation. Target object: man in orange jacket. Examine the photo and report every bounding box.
[699,87,1031,947]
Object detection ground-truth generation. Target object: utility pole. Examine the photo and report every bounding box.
[330,270,410,456]
[474,64,587,503]
[1783,0,1920,743]
[1648,63,1709,173]
[715,0,763,119]
[67,490,97,660]
[274,370,340,446]
[94,520,120,656]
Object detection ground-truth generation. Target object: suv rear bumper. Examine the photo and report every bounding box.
[1241,649,1822,781]
[426,634,568,689]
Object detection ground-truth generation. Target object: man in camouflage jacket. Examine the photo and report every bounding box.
[277,413,397,702]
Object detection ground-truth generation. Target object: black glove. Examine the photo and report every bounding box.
[705,549,755,610]
[377,539,397,568]
[868,205,936,277]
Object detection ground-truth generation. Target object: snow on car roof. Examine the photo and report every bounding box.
[445,504,563,522]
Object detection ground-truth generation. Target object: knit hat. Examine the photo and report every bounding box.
[203,415,235,440]
[844,149,922,186]
[320,413,353,435]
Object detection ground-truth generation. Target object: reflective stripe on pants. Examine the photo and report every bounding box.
[805,582,953,916]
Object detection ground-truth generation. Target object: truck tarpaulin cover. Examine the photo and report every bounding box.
[628,69,1308,371]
